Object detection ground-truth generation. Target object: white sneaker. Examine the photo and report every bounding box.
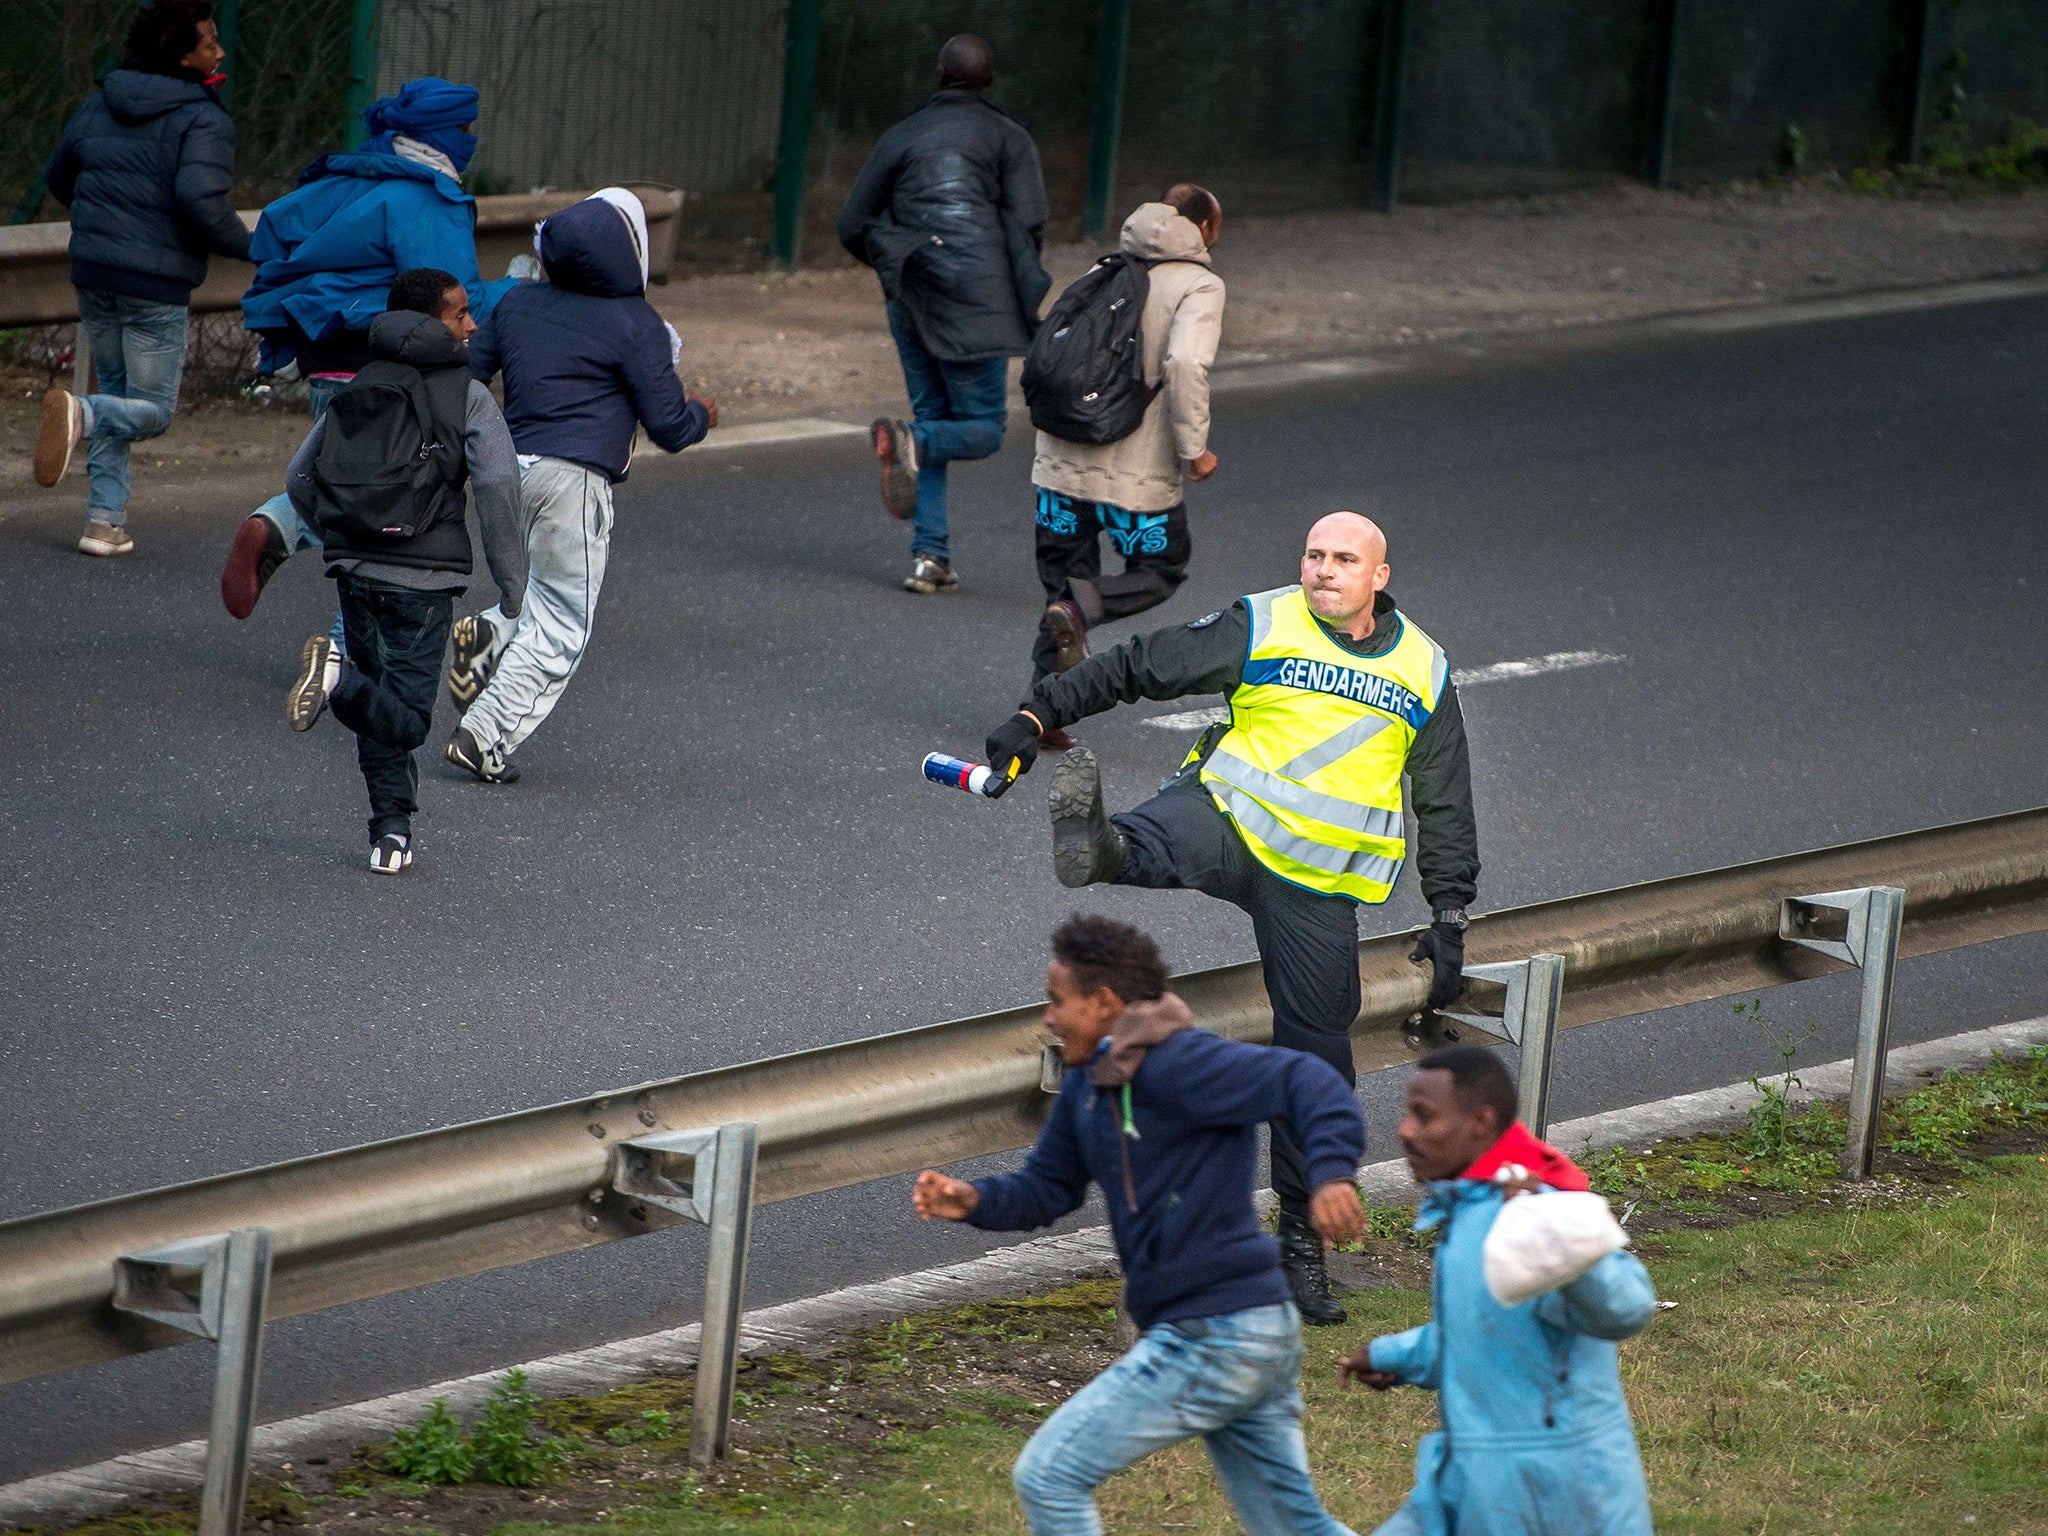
[288,635,341,731]
[369,833,413,875]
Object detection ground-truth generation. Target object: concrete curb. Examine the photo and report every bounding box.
[5,1013,2045,1527]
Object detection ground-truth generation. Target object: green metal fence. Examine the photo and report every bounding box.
[4,0,2045,267]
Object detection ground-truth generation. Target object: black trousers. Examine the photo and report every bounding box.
[331,574,454,841]
[1031,489,1191,682]
[1111,776,1362,1223]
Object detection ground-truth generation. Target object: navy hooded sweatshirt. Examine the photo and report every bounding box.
[469,196,708,482]
[969,1017,1364,1329]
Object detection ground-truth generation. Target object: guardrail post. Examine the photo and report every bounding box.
[112,1227,273,1536]
[72,325,94,397]
[613,1122,759,1466]
[1447,953,1566,1138]
[1780,886,1906,1180]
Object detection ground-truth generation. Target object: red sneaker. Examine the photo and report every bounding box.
[221,514,290,620]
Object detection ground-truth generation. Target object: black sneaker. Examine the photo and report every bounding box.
[902,555,958,595]
[871,418,918,519]
[1049,746,1124,888]
[447,611,499,708]
[1278,1214,1349,1326]
[287,635,339,732]
[1043,599,1090,673]
[444,725,521,784]
[369,833,413,876]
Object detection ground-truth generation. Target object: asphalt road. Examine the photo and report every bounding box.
[4,291,2047,1482]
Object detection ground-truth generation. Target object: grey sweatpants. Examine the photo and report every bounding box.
[460,455,613,757]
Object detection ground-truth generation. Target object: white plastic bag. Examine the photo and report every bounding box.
[1483,1189,1629,1307]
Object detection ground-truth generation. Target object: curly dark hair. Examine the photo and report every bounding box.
[388,267,464,318]
[124,0,214,75]
[1051,914,1168,1003]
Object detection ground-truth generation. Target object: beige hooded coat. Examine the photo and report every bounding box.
[1030,203,1226,513]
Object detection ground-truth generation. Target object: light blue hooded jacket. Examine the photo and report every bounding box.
[1368,1179,1658,1536]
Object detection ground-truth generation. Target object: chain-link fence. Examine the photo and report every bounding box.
[4,0,2046,279]
[2,0,357,224]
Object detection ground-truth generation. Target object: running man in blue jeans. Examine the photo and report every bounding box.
[913,915,1367,1536]
[836,35,1050,594]
[34,0,251,556]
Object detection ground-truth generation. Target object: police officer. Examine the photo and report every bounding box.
[982,510,1478,1325]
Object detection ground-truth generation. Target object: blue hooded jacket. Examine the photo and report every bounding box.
[967,1000,1365,1330]
[44,69,250,304]
[469,195,709,482]
[1367,1179,1659,1536]
[240,149,513,374]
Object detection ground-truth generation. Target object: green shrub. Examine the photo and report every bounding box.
[383,1400,473,1484]
[473,1369,568,1487]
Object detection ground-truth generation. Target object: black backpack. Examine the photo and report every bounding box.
[1022,254,1198,445]
[309,360,466,544]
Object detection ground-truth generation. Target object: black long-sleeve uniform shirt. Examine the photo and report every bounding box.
[1025,590,1481,910]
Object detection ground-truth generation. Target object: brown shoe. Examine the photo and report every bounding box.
[77,519,133,557]
[35,388,84,487]
[1044,599,1090,673]
[1039,727,1079,752]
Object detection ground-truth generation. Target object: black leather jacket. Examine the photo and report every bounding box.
[837,90,1052,362]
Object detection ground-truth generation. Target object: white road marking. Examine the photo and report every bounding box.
[1452,648,1625,686]
[1142,649,1625,730]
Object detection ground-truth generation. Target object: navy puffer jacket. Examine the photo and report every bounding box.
[44,69,251,305]
[836,90,1051,362]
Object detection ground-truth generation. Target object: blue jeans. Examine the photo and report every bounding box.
[886,301,1008,564]
[257,373,351,652]
[1012,1302,1355,1536]
[77,287,189,524]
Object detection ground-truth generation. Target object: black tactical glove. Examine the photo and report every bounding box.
[1409,922,1467,1012]
[982,712,1043,797]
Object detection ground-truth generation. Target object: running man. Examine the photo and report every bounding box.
[914,914,1366,1536]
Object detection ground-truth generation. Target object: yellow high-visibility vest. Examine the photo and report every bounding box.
[1198,585,1447,903]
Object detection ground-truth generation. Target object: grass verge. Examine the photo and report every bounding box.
[18,1049,2048,1536]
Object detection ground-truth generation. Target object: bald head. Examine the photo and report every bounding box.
[938,34,994,91]
[1301,511,1391,637]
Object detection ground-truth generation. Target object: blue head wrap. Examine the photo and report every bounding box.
[360,77,481,174]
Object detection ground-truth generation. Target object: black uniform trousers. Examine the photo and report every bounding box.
[1031,489,1191,682]
[1110,774,1362,1223]
[331,574,454,841]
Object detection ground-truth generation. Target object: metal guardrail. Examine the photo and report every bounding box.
[0,183,684,330]
[2,807,2045,1504]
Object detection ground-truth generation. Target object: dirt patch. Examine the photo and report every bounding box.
[5,178,2043,505]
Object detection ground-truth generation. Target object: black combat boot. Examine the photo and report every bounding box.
[1278,1212,1348,1326]
[1050,746,1125,888]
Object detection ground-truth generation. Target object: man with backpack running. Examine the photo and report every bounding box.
[284,268,526,875]
[837,34,1051,596]
[1023,186,1224,743]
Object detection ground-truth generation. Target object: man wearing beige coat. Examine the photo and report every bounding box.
[1030,185,1225,707]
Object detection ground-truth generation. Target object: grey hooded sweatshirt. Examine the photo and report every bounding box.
[1030,203,1226,513]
